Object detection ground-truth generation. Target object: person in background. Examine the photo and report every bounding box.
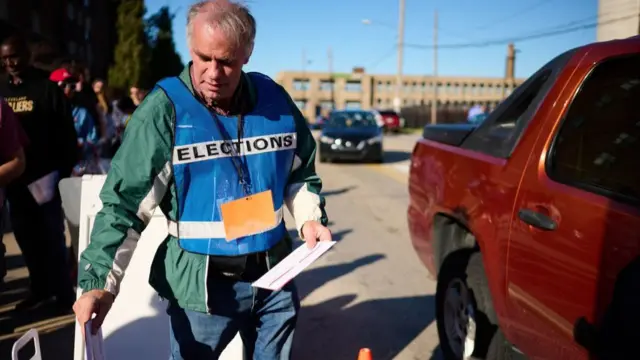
[467,104,489,125]
[0,34,78,312]
[0,97,27,287]
[117,95,136,128]
[92,79,116,157]
[69,63,107,146]
[50,68,99,174]
[129,85,147,106]
[109,95,137,155]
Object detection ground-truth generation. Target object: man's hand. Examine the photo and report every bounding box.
[73,289,115,336]
[301,220,332,249]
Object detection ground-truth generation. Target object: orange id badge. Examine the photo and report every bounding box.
[220,190,277,241]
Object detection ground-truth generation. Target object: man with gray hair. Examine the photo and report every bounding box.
[72,1,331,359]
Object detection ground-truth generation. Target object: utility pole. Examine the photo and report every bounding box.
[395,0,405,114]
[302,48,308,117]
[503,43,515,99]
[431,10,438,124]
[302,48,307,87]
[328,46,335,110]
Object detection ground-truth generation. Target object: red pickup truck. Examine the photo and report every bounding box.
[408,37,640,359]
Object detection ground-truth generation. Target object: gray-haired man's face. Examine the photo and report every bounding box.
[189,18,251,105]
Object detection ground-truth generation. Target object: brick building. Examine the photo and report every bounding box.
[0,0,120,79]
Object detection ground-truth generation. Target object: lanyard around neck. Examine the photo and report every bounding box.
[210,112,250,195]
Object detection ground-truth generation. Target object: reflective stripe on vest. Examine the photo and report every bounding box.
[167,206,284,239]
[157,73,296,256]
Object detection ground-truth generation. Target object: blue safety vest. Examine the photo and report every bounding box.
[156,73,297,256]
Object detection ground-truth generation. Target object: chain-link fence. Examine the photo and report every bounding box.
[400,105,470,128]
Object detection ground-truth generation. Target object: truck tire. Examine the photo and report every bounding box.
[486,328,518,360]
[436,250,500,360]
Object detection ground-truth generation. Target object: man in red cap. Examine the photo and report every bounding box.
[50,67,99,174]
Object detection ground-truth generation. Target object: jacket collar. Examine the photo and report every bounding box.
[178,62,256,116]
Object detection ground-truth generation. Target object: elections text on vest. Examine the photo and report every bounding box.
[173,132,297,164]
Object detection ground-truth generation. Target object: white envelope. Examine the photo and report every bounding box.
[252,241,336,291]
[27,171,59,205]
[84,320,106,360]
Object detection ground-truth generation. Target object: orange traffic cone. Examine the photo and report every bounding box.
[357,348,372,360]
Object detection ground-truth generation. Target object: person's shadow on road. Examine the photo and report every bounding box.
[295,254,385,301]
[292,293,435,359]
[291,254,435,359]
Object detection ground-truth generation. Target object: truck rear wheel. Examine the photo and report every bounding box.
[486,327,518,360]
[436,250,501,359]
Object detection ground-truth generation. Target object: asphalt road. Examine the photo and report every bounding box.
[291,132,441,360]
[0,131,442,360]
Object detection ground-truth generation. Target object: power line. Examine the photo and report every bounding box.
[542,2,638,31]
[472,0,556,31]
[439,1,637,43]
[367,45,397,69]
[404,13,639,50]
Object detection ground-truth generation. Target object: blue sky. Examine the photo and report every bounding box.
[145,0,606,79]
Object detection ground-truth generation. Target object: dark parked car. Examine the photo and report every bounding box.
[318,110,383,163]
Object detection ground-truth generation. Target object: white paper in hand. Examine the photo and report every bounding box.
[84,320,106,360]
[252,241,336,290]
[27,171,59,205]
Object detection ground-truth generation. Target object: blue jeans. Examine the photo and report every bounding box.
[167,275,299,360]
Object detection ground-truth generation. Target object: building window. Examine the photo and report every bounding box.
[504,85,513,96]
[345,80,362,92]
[293,79,309,91]
[87,45,93,66]
[67,3,75,20]
[319,100,334,110]
[85,17,92,40]
[294,99,307,110]
[0,2,7,20]
[345,101,361,109]
[31,12,40,33]
[319,80,333,92]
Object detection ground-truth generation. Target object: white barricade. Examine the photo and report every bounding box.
[58,175,243,360]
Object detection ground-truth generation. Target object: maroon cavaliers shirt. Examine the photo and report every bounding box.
[0,98,28,205]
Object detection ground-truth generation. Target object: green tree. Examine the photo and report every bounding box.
[108,0,150,90]
[147,6,184,86]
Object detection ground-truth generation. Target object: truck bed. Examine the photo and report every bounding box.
[420,123,477,147]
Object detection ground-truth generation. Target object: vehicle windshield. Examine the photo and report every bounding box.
[327,111,377,128]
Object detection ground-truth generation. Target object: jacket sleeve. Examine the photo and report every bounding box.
[280,86,328,237]
[77,90,174,296]
[49,83,79,178]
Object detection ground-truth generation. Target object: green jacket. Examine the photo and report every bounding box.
[78,65,328,313]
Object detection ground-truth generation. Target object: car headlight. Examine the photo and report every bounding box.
[367,134,383,144]
[320,135,334,144]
